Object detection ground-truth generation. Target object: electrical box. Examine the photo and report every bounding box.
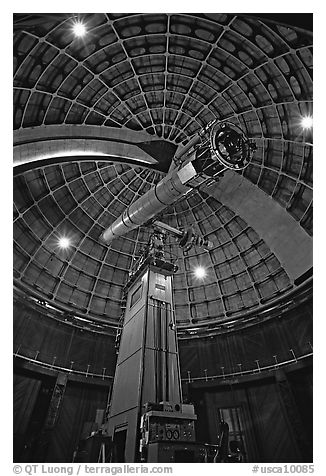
[140,404,199,461]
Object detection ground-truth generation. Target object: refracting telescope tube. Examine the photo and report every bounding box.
[100,121,256,245]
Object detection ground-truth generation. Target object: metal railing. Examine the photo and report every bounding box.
[14,345,312,385]
[182,351,312,383]
[14,346,114,381]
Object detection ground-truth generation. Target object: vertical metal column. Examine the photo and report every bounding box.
[104,263,182,462]
[147,298,180,405]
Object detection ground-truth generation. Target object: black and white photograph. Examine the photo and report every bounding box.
[12,10,314,468]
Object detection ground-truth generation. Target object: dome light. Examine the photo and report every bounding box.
[58,236,71,249]
[73,21,86,37]
[301,116,313,129]
[194,266,206,279]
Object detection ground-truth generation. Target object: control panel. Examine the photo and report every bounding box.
[137,402,241,463]
[140,404,197,459]
[147,417,195,442]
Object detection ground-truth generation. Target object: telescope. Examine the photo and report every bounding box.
[100,120,256,245]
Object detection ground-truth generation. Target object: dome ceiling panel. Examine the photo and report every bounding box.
[13,13,312,331]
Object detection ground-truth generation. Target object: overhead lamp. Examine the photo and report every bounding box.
[58,236,71,249]
[72,21,86,38]
[301,116,313,129]
[194,266,207,279]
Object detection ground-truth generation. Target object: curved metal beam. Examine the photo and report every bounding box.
[204,171,312,282]
[13,124,161,168]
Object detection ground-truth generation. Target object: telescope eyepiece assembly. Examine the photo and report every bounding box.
[192,121,256,177]
[210,121,256,170]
